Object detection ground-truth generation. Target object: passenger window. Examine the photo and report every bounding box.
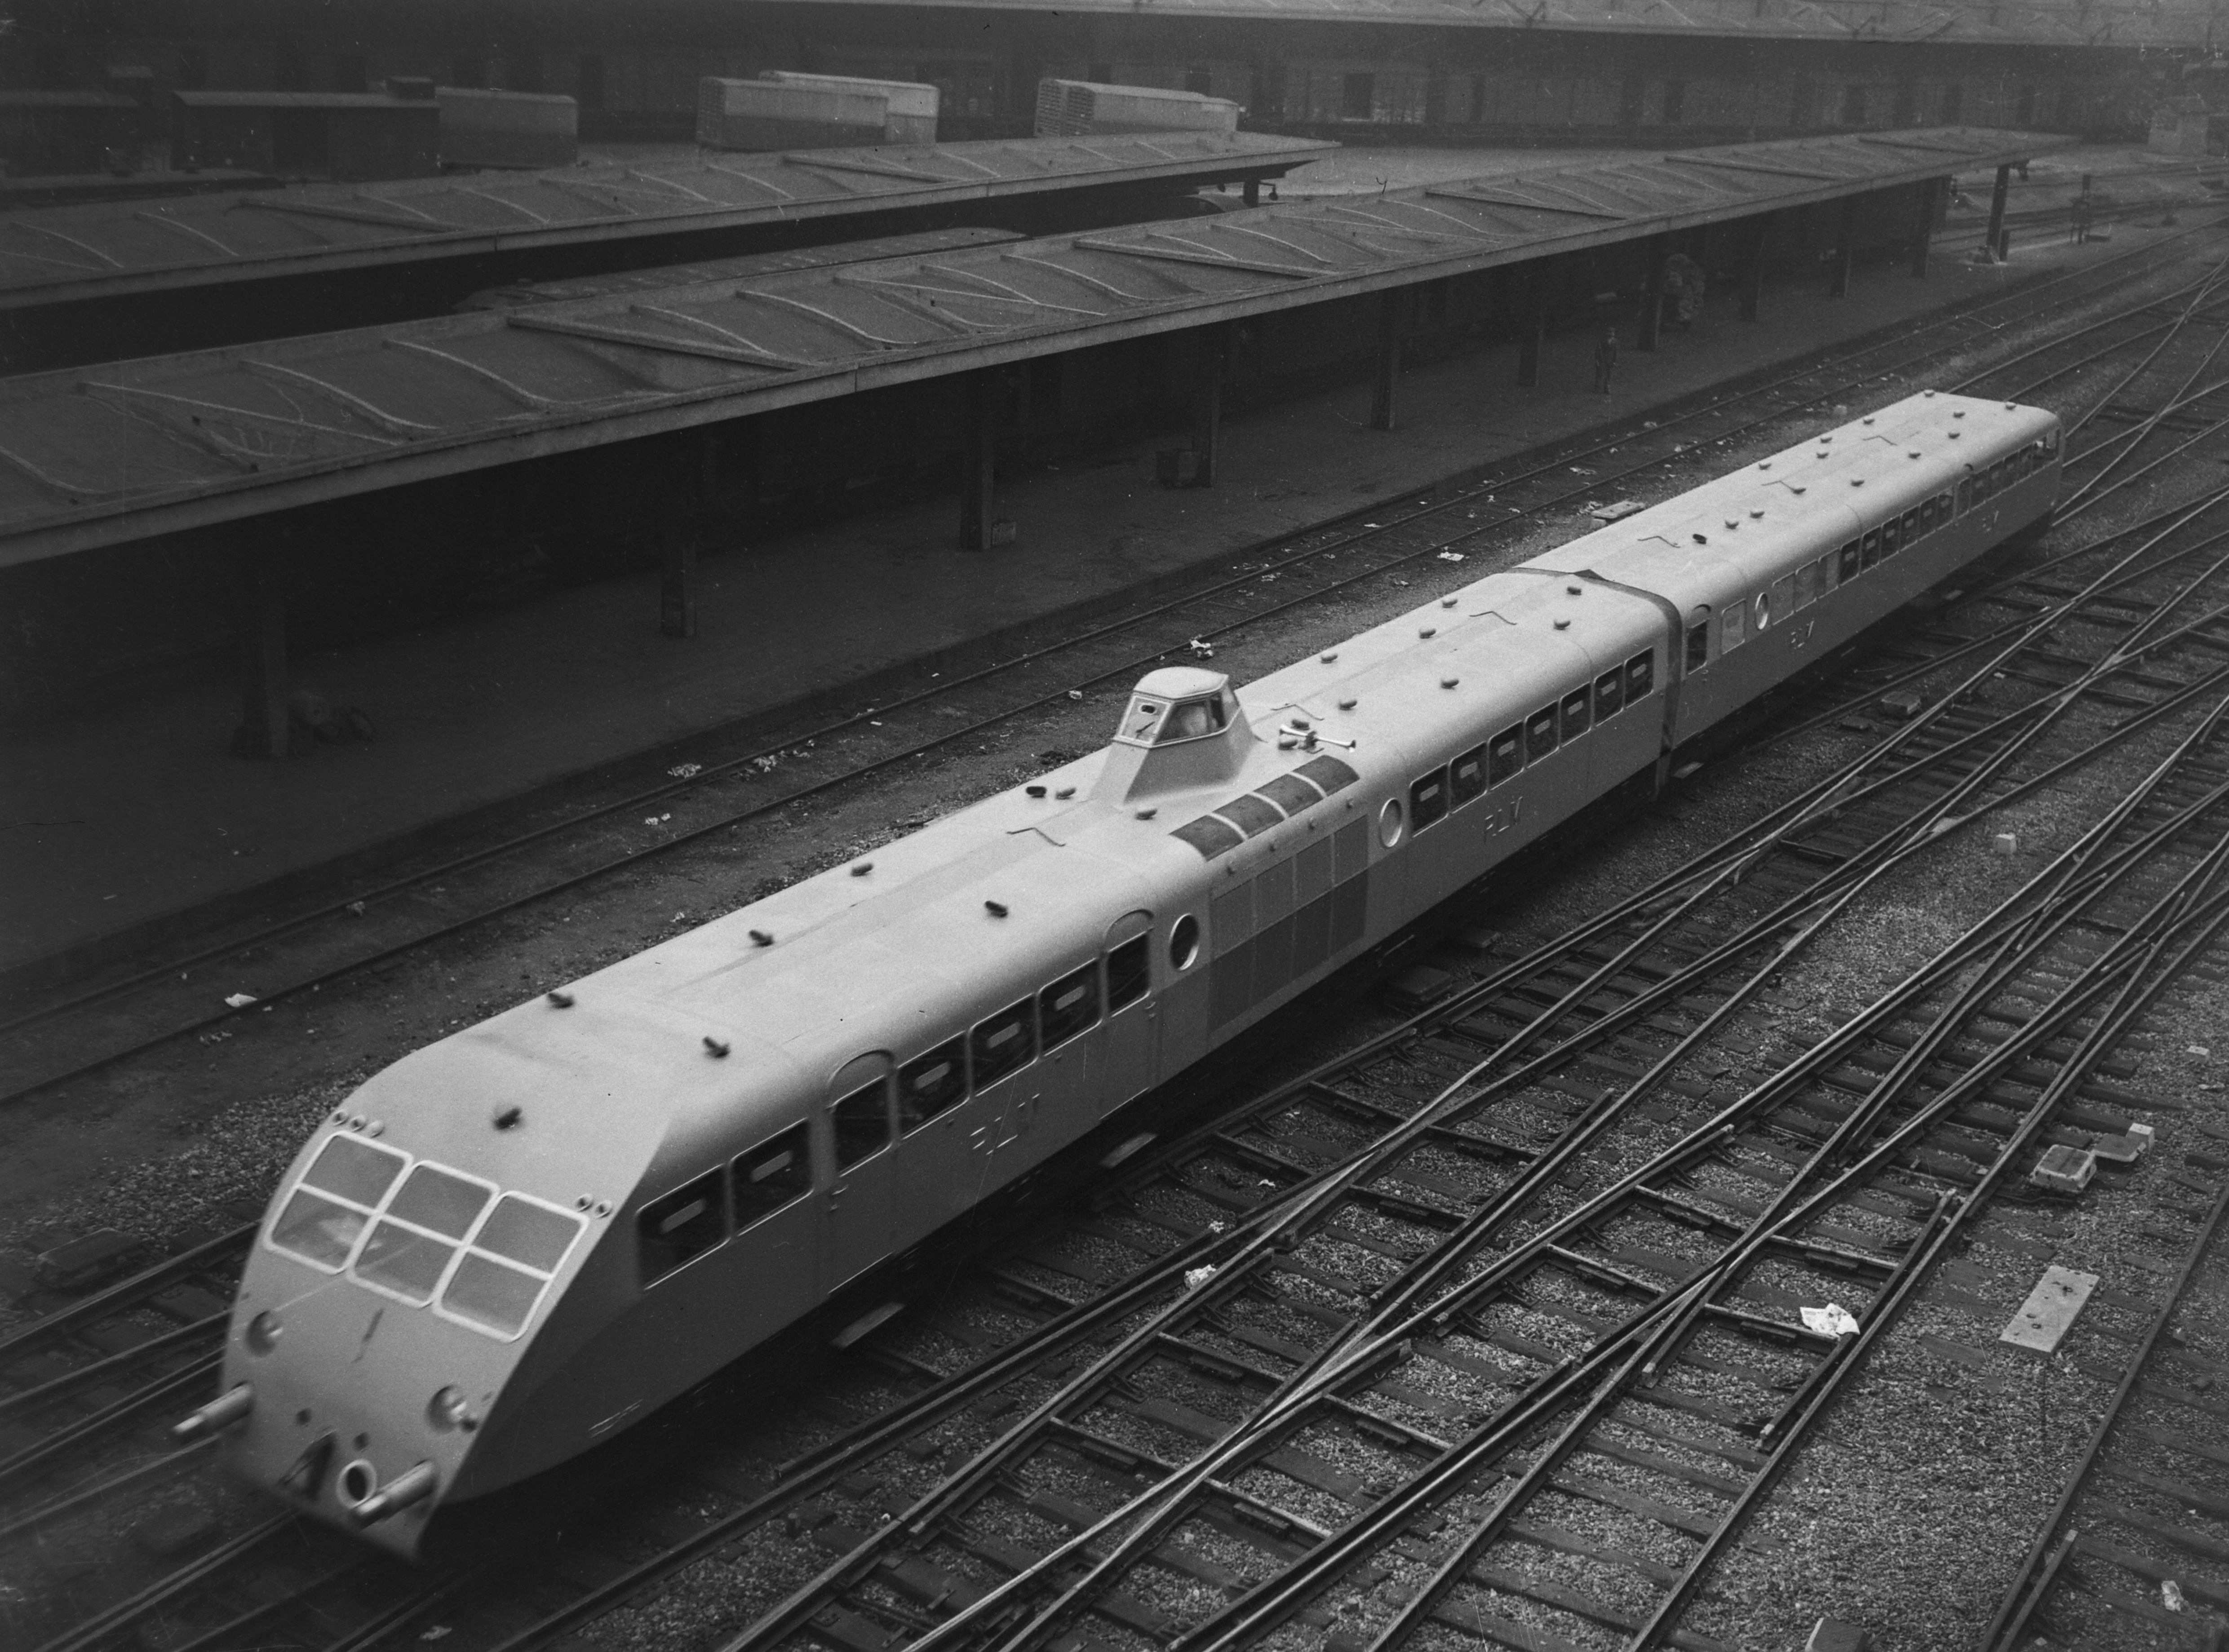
[733,1122,811,1228]
[1626,651,1655,700]
[899,1037,967,1130]
[1595,666,1626,717]
[1860,527,1883,570]
[1722,601,1746,651]
[1899,507,1919,545]
[971,997,1037,1090]
[1838,539,1861,581]
[1684,623,1710,671]
[1881,516,1901,557]
[1938,491,1954,518]
[1106,935,1151,1012]
[1794,561,1815,610]
[637,1168,727,1286]
[833,1078,891,1169]
[1560,686,1590,739]
[1524,704,1559,763]
[1450,744,1487,806]
[1040,962,1101,1048]
[2041,428,2058,454]
[1957,478,1974,512]
[1410,766,1449,830]
[1488,724,1524,785]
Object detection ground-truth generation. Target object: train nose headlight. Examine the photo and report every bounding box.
[246,1311,282,1355]
[427,1386,480,1433]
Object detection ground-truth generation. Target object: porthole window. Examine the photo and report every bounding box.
[1753,590,1772,631]
[1170,914,1201,970]
[1378,797,1405,848]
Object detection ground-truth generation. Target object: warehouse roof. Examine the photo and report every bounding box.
[775,0,2210,46]
[0,126,2068,569]
[0,128,1334,314]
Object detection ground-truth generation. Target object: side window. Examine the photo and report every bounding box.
[1684,622,1710,672]
[638,1168,726,1286]
[1837,539,1861,581]
[1722,601,1746,651]
[1860,527,1883,570]
[1957,477,1974,513]
[2041,428,2058,455]
[1106,935,1151,1012]
[1595,665,1626,717]
[1881,515,1902,558]
[1938,490,1954,519]
[1899,508,1919,548]
[1410,766,1450,831]
[1488,724,1524,785]
[1450,744,1488,806]
[1794,561,1816,611]
[733,1124,812,1227]
[1524,704,1559,763]
[900,1038,967,1130]
[1626,651,1655,701]
[971,997,1038,1090]
[1040,962,1101,1049]
[833,1078,891,1169]
[1560,685,1591,740]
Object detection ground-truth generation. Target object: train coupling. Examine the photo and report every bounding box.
[171,1382,254,1442]
[347,1461,440,1527]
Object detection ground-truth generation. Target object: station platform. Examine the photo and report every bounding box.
[0,209,2195,991]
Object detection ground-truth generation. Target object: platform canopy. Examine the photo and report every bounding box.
[0,128,1334,314]
[0,127,2070,569]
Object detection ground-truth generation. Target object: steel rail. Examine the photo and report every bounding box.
[1977,1177,2229,1650]
[1174,743,2229,1652]
[709,548,2229,1650]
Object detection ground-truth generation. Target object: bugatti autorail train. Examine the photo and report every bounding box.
[179,390,2061,1554]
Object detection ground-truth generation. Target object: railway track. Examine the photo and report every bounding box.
[0,217,2223,1118]
[9,225,2229,1652]
[1977,1155,2229,1648]
[8,441,2225,1651]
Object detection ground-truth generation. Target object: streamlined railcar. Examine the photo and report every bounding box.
[179,390,2061,1556]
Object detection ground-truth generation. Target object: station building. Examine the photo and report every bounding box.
[0,0,2214,151]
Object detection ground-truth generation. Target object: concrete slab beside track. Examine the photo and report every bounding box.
[0,205,2179,988]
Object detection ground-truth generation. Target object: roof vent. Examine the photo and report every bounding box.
[703,1037,731,1058]
[545,991,574,1008]
[985,900,1010,917]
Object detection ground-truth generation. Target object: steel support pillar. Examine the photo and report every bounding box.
[1986,163,2012,260]
[233,543,290,760]
[959,369,997,551]
[1369,292,1402,431]
[1191,325,1224,484]
[1738,214,1771,322]
[1517,266,1547,389]
[1910,178,1938,278]
[1828,195,1857,297]
[1636,235,1667,351]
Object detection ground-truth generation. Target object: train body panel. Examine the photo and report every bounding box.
[208,390,2063,1553]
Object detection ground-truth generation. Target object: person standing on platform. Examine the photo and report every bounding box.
[1593,327,1619,396]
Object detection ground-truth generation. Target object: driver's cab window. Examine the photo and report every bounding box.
[1121,692,1227,746]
